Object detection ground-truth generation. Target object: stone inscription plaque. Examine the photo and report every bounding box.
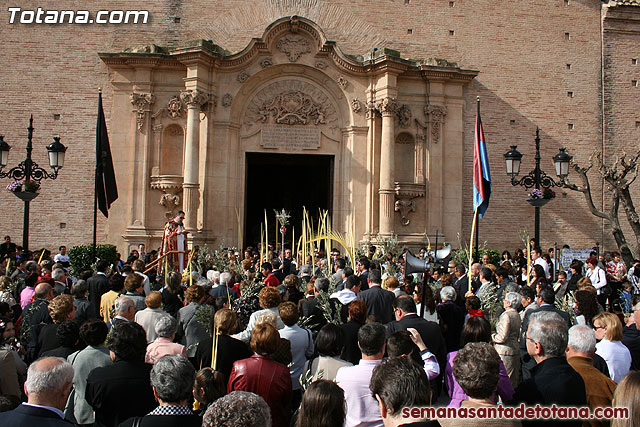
[261,125,320,151]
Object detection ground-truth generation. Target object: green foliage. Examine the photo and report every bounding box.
[68,244,118,276]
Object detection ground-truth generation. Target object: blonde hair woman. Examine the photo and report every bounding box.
[593,312,631,383]
[611,371,640,426]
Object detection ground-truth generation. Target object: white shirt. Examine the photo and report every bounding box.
[595,338,631,383]
[587,266,607,294]
[135,271,151,296]
[279,324,314,390]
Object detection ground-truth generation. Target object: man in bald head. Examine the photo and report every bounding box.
[22,283,56,362]
[0,357,75,426]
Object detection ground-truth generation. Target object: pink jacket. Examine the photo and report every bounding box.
[145,337,186,364]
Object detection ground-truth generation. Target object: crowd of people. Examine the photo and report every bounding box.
[1,233,640,426]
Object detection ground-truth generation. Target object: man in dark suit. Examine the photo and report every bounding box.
[520,287,572,381]
[88,259,111,319]
[386,295,447,365]
[452,264,468,309]
[300,277,329,333]
[85,322,156,427]
[0,357,74,426]
[356,269,395,323]
[386,295,447,399]
[511,311,586,426]
[357,256,370,291]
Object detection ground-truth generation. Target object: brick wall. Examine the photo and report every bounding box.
[0,0,637,256]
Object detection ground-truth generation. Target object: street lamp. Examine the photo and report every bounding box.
[0,115,67,251]
[504,127,572,246]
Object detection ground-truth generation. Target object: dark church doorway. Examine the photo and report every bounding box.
[244,152,333,250]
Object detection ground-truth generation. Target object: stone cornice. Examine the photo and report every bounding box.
[99,16,478,82]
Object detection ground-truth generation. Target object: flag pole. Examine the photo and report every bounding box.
[468,208,479,287]
[474,96,480,263]
[92,88,102,261]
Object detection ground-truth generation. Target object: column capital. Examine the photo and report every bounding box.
[180,89,209,108]
[129,92,154,132]
[376,97,398,117]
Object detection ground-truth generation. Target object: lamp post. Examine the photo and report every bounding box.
[0,115,67,251]
[504,127,571,246]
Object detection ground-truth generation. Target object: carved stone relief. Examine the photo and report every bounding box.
[244,80,339,131]
[376,97,398,116]
[426,105,447,144]
[237,71,250,83]
[222,93,233,108]
[167,96,184,119]
[396,104,412,128]
[150,175,183,219]
[394,199,415,226]
[130,92,154,131]
[260,57,273,68]
[337,75,348,89]
[276,35,311,62]
[180,89,209,109]
[351,98,362,113]
[315,61,327,70]
[394,183,425,226]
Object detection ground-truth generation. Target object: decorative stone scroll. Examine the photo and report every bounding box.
[261,124,320,151]
[260,57,273,68]
[337,76,348,89]
[276,35,311,62]
[237,71,250,83]
[150,175,182,218]
[315,61,327,70]
[426,104,447,144]
[130,92,154,131]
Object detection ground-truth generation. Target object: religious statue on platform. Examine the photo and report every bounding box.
[159,210,188,274]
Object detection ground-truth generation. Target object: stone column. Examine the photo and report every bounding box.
[377,97,398,236]
[180,89,208,232]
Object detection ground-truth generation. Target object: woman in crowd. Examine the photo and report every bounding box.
[194,308,252,382]
[501,250,513,266]
[304,323,352,382]
[177,284,209,357]
[445,316,514,407]
[492,292,522,388]
[414,283,439,323]
[340,299,366,365]
[0,317,21,399]
[586,255,608,309]
[232,286,283,343]
[295,380,345,427]
[574,290,601,328]
[593,312,631,383]
[438,286,465,353]
[611,371,640,427]
[71,279,95,323]
[530,264,547,293]
[145,315,187,364]
[161,271,184,318]
[33,294,75,358]
[228,323,292,427]
[193,368,226,415]
[566,260,584,293]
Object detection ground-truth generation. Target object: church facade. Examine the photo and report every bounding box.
[0,1,638,254]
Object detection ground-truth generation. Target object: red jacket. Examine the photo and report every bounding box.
[264,273,281,287]
[228,354,292,427]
